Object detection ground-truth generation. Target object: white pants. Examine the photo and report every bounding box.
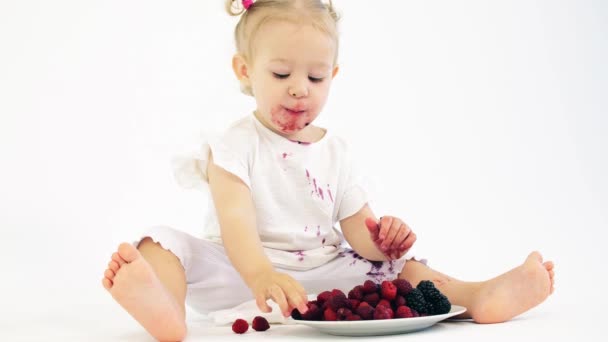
[135,226,420,314]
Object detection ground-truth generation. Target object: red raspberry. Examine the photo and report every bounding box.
[362,280,377,294]
[324,307,338,321]
[346,314,362,321]
[336,308,353,320]
[328,292,348,311]
[331,289,346,298]
[394,295,407,308]
[392,278,414,296]
[349,299,361,310]
[377,299,391,309]
[362,292,380,307]
[381,280,397,300]
[231,318,249,334]
[395,306,414,319]
[355,302,375,320]
[373,306,394,320]
[348,285,364,300]
[317,291,332,305]
[252,316,270,331]
[301,303,322,321]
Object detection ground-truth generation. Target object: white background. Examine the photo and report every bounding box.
[1,0,607,340]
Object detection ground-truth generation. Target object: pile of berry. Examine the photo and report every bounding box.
[291,279,451,321]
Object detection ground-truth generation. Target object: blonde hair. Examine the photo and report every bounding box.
[225,0,340,95]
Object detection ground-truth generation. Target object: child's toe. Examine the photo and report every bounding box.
[108,260,120,273]
[112,252,126,266]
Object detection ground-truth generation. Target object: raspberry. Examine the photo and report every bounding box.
[231,319,249,334]
[381,280,397,300]
[348,285,364,300]
[417,280,451,315]
[252,316,270,331]
[336,308,353,320]
[356,302,375,320]
[392,278,414,296]
[317,291,332,305]
[324,307,338,321]
[394,295,407,308]
[395,306,414,318]
[301,303,323,321]
[331,289,346,298]
[377,299,391,309]
[405,288,430,314]
[346,314,362,320]
[362,280,377,294]
[362,292,380,307]
[373,305,394,320]
[328,292,348,311]
[349,299,361,310]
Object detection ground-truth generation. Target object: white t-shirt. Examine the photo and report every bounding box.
[172,114,369,270]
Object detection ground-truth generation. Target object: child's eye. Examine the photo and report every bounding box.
[273,73,289,79]
[309,76,324,83]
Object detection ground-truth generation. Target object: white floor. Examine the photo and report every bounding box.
[3,298,587,342]
[1,271,598,342]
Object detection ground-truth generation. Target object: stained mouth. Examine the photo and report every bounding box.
[283,106,306,115]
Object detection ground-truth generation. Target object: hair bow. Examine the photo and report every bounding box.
[242,0,253,10]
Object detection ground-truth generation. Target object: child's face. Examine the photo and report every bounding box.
[240,20,338,137]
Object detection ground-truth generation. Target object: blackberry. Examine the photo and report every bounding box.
[291,308,302,320]
[417,280,451,315]
[432,297,451,315]
[405,288,430,314]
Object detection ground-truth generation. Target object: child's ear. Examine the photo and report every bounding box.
[232,54,251,85]
[331,65,339,79]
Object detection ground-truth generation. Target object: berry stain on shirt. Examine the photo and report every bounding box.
[327,186,334,203]
[294,250,305,262]
[305,169,334,204]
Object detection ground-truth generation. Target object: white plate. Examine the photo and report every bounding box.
[289,305,466,336]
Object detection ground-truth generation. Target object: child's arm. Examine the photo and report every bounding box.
[207,153,308,317]
[340,203,416,261]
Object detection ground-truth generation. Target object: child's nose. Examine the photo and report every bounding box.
[288,80,309,98]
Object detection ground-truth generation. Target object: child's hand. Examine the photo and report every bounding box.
[250,270,309,317]
[365,216,416,260]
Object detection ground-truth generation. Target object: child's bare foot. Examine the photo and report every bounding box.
[470,251,555,323]
[102,243,187,341]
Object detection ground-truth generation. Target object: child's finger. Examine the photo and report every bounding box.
[290,279,309,302]
[256,294,272,313]
[381,221,400,251]
[391,223,410,250]
[283,283,308,314]
[400,231,417,251]
[287,296,308,316]
[269,286,290,317]
[365,217,380,239]
[378,216,393,240]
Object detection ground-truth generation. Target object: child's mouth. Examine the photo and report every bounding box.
[283,106,306,115]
